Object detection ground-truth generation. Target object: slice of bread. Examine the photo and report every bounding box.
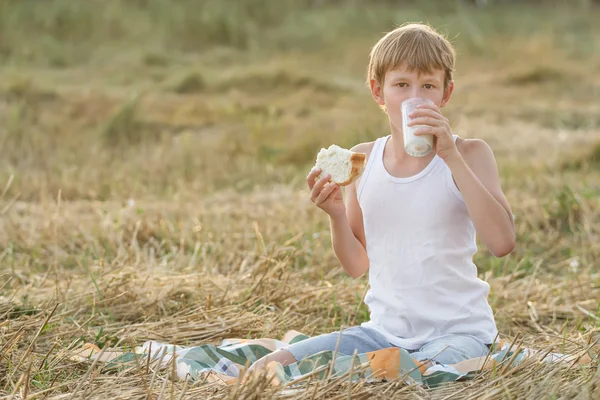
[314,144,367,186]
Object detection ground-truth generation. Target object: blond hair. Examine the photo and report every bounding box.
[367,23,455,90]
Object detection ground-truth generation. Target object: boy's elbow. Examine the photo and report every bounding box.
[347,264,369,279]
[490,237,515,258]
[349,270,365,279]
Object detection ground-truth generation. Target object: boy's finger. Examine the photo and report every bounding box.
[315,174,330,189]
[306,168,322,189]
[324,184,341,203]
[408,108,441,119]
[413,127,438,136]
[416,103,441,112]
[310,174,331,201]
[315,181,335,204]
[407,117,441,127]
[315,182,337,205]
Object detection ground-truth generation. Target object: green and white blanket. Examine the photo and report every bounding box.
[71,330,592,389]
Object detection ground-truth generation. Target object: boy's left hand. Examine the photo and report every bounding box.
[407,104,459,161]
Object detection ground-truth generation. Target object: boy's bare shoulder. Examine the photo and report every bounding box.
[350,141,376,159]
[349,141,376,190]
[456,137,495,161]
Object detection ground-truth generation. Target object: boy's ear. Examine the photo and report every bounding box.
[370,79,385,106]
[440,81,454,108]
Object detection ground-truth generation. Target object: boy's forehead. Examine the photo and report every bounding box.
[386,64,444,80]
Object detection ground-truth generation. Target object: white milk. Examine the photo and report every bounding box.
[401,97,434,157]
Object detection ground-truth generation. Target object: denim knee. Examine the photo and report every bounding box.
[409,335,489,365]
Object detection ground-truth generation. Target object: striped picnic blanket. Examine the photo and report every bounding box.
[70,330,592,389]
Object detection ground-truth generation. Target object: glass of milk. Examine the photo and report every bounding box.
[401,97,435,157]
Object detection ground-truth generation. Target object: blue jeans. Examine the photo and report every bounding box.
[286,326,490,365]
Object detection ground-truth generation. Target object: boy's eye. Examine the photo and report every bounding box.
[423,84,434,89]
[396,83,408,87]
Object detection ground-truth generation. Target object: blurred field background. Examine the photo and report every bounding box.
[1,0,600,398]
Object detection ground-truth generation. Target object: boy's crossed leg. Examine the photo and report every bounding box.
[248,325,392,373]
[248,328,490,375]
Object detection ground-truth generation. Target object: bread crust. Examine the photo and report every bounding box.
[336,152,366,186]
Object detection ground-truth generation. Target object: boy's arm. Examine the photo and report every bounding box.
[329,214,369,278]
[408,103,515,257]
[329,143,372,278]
[446,139,515,257]
[330,175,369,278]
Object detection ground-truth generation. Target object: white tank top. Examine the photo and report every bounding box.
[358,134,497,349]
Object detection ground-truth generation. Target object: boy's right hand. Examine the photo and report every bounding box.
[307,167,346,218]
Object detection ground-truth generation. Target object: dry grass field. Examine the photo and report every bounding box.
[1,1,600,398]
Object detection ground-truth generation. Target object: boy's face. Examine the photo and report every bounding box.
[370,63,454,134]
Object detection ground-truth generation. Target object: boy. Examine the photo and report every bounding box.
[250,23,515,372]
